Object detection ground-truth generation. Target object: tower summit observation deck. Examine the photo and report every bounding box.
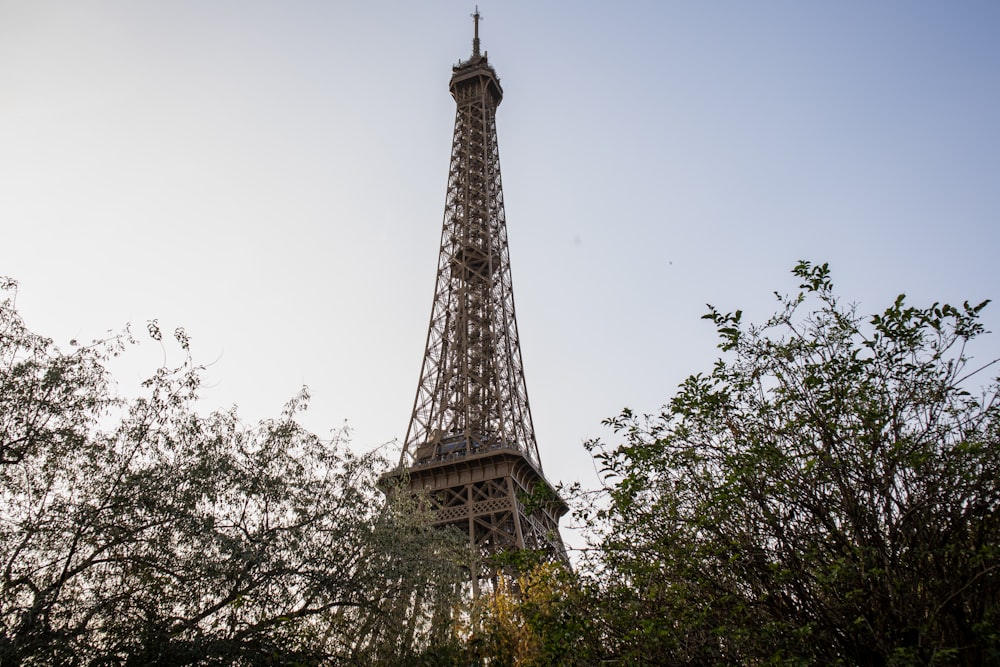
[388,12,567,573]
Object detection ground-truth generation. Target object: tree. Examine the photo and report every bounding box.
[469,562,596,667]
[0,278,468,665]
[583,262,1000,665]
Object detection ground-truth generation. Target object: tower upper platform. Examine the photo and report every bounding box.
[449,10,503,106]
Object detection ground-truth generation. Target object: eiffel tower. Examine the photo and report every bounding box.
[390,12,567,576]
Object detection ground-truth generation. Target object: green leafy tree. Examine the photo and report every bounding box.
[583,262,1000,665]
[0,278,467,665]
[468,562,596,667]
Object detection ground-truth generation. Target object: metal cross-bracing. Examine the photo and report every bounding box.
[391,15,567,574]
[406,60,534,469]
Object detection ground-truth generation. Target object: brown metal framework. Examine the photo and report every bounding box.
[392,13,566,572]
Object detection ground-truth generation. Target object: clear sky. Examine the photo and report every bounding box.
[3,2,999,533]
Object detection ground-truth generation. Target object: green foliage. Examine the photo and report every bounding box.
[581,261,1000,665]
[469,562,597,667]
[0,278,468,665]
[8,262,998,665]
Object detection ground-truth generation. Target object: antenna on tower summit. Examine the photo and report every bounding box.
[472,7,481,58]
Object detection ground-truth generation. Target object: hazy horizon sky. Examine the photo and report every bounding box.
[3,2,999,548]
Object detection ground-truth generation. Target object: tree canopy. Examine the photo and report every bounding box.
[4,262,998,666]
[579,261,999,665]
[0,277,467,665]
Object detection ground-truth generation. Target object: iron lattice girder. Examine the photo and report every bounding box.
[405,54,538,470]
[396,31,566,563]
[406,448,567,561]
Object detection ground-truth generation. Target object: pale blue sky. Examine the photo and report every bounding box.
[2,2,999,527]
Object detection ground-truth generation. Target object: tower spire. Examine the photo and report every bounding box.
[385,18,567,586]
[472,7,481,58]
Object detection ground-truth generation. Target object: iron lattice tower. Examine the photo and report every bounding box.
[394,13,567,573]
